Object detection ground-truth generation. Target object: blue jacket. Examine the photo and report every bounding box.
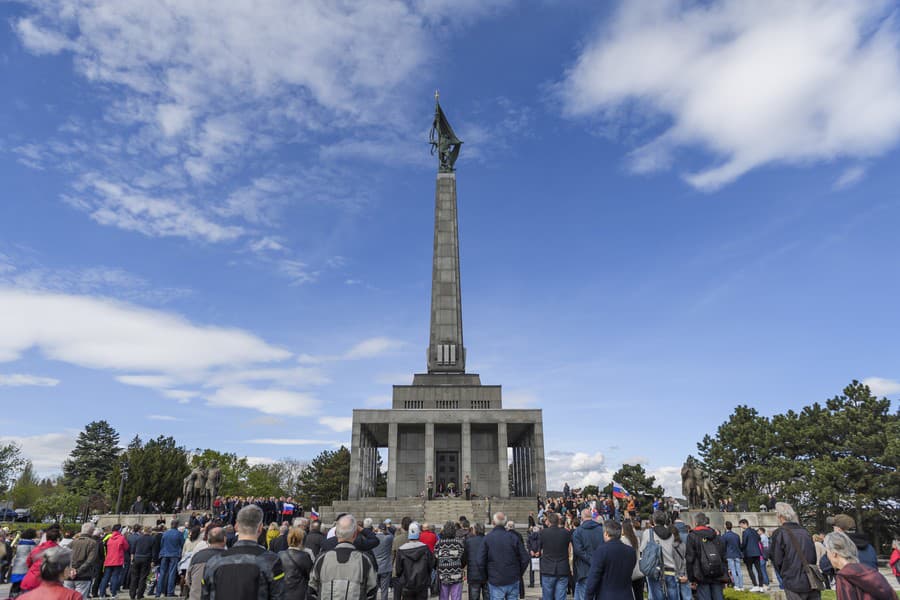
[465,534,487,582]
[159,528,184,558]
[572,520,605,581]
[740,527,761,558]
[584,539,636,600]
[722,530,742,560]
[476,526,529,586]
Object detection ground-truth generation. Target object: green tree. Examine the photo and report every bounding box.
[63,420,121,493]
[10,461,41,507]
[245,464,286,497]
[603,464,664,519]
[297,446,350,507]
[581,484,599,497]
[112,435,190,510]
[0,442,25,495]
[31,492,83,522]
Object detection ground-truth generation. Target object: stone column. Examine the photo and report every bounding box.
[348,421,362,500]
[497,422,509,499]
[532,421,547,498]
[513,446,520,496]
[387,422,398,499]
[461,421,471,497]
[425,422,435,496]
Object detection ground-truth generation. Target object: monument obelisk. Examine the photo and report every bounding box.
[347,94,546,502]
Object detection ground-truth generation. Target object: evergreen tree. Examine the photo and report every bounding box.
[297,446,350,507]
[603,464,664,519]
[63,420,121,493]
[10,460,41,507]
[113,435,190,509]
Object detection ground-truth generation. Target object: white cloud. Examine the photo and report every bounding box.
[343,337,405,360]
[833,165,867,190]
[147,414,181,422]
[559,1,900,190]
[545,450,610,491]
[206,385,320,417]
[647,465,684,498]
[0,432,77,474]
[0,288,289,371]
[246,438,342,446]
[0,373,60,387]
[863,377,900,397]
[318,416,353,432]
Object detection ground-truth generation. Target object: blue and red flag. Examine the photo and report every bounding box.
[611,481,629,499]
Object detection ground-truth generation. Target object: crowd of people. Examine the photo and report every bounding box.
[129,496,303,528]
[0,498,897,600]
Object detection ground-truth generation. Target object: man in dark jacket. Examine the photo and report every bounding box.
[771,502,820,600]
[187,527,226,600]
[685,513,727,600]
[395,523,434,600]
[572,509,604,600]
[477,513,529,600]
[466,524,489,600]
[722,522,744,590]
[819,514,878,572]
[304,522,325,558]
[130,526,157,599]
[584,520,635,600]
[540,512,572,600]
[66,523,100,599]
[269,525,290,554]
[526,526,542,588]
[739,519,764,591]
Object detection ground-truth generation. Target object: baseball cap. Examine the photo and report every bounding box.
[827,514,855,531]
[408,522,421,540]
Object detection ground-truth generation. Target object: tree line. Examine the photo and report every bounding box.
[0,420,353,522]
[697,380,898,552]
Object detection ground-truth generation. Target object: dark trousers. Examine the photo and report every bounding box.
[469,581,489,600]
[130,559,152,599]
[632,578,645,600]
[743,558,763,587]
[402,588,428,600]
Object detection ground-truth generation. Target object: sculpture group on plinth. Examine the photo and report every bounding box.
[681,455,716,509]
[182,461,222,510]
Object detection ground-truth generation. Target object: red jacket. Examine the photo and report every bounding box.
[890,549,899,577]
[18,580,82,600]
[835,562,896,600]
[104,531,130,567]
[21,541,58,591]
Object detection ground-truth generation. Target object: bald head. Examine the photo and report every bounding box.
[581,508,592,521]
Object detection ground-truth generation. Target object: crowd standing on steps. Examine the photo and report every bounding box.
[2,494,898,600]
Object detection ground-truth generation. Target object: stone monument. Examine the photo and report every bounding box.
[348,94,547,501]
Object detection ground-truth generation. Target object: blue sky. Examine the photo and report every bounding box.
[2,0,900,494]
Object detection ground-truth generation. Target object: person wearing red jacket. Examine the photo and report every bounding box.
[21,527,62,592]
[889,540,900,586]
[419,523,438,553]
[825,531,895,600]
[98,524,130,598]
[17,545,82,600]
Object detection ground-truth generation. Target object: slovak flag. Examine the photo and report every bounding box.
[611,482,629,499]
[310,508,319,520]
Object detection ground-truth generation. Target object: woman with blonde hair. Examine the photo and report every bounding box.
[279,527,315,600]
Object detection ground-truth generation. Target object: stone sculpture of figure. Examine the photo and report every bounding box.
[183,468,198,508]
[205,461,222,508]
[681,457,696,505]
[429,91,462,172]
[682,455,716,508]
[426,473,434,501]
[194,463,208,508]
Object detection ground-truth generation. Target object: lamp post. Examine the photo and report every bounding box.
[115,460,129,515]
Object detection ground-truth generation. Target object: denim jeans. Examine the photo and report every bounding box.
[378,573,392,600]
[679,580,692,600]
[759,559,770,586]
[695,583,725,600]
[541,575,567,600]
[574,579,587,600]
[647,576,680,600]
[156,556,179,597]
[489,582,520,600]
[727,558,744,589]
[64,580,92,598]
[99,565,123,597]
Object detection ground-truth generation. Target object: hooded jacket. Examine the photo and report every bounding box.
[572,520,604,581]
[22,540,59,591]
[104,530,130,567]
[395,540,435,591]
[685,526,725,585]
[834,562,896,600]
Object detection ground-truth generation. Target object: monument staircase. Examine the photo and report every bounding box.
[316,497,538,528]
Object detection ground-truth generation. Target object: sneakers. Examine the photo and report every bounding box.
[749,586,763,592]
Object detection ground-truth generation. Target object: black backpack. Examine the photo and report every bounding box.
[698,535,725,579]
